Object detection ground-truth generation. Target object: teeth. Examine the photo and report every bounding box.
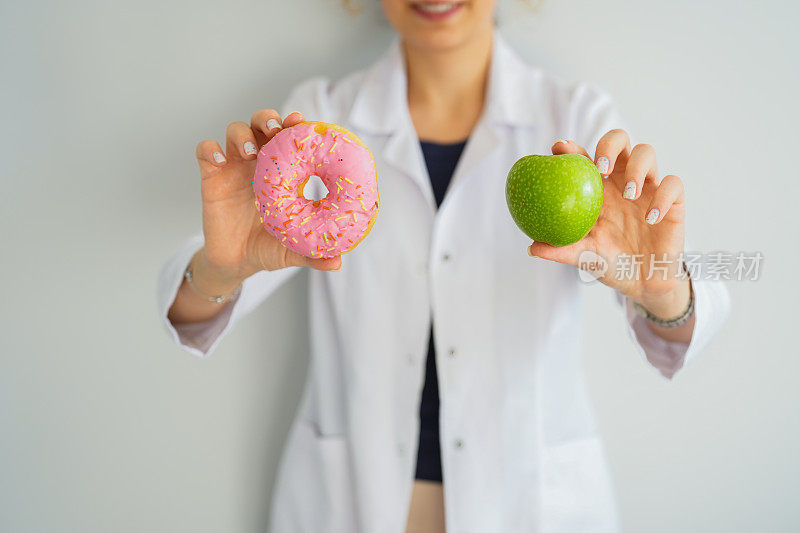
[417,3,457,14]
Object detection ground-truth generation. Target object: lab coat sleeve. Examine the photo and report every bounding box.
[614,278,730,379]
[157,77,334,358]
[157,232,300,358]
[569,83,731,378]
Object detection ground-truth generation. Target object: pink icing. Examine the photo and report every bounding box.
[252,122,379,259]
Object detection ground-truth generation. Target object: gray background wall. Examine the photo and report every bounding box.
[1,0,798,531]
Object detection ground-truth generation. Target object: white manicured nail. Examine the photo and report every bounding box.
[646,208,659,225]
[556,139,570,145]
[244,141,257,155]
[266,118,281,131]
[623,181,636,199]
[212,151,226,163]
[596,156,609,175]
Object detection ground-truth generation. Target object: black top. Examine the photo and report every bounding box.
[415,139,468,482]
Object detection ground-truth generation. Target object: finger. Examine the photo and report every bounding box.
[551,139,591,159]
[594,129,631,178]
[281,111,306,129]
[622,143,659,201]
[308,255,342,271]
[284,248,342,271]
[250,109,283,145]
[527,240,584,266]
[225,121,259,160]
[645,174,685,225]
[196,139,227,176]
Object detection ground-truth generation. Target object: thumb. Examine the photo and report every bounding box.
[528,240,584,266]
[307,255,342,271]
[284,248,342,271]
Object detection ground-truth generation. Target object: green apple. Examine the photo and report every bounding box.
[505,153,603,247]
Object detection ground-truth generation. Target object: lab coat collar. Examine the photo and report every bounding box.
[348,33,538,210]
[348,32,539,135]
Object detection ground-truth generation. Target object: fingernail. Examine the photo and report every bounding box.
[596,156,609,175]
[266,118,281,131]
[212,151,226,163]
[646,208,660,225]
[556,139,570,145]
[527,246,534,257]
[623,181,637,199]
[244,141,257,155]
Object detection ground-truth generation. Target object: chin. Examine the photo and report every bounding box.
[382,0,495,52]
[406,27,475,52]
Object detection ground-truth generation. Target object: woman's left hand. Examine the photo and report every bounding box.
[528,129,691,321]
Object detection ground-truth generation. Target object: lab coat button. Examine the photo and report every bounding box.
[448,348,456,358]
[442,253,451,262]
[454,439,464,449]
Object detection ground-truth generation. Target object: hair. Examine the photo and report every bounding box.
[342,0,362,14]
[341,0,544,15]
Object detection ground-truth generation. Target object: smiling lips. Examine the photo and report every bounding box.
[411,2,464,21]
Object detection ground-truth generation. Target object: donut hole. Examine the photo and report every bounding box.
[301,174,329,205]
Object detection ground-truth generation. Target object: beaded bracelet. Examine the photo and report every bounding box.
[633,282,695,328]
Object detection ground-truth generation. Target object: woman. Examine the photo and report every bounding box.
[159,1,730,531]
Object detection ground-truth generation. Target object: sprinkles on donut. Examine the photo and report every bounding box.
[252,121,380,259]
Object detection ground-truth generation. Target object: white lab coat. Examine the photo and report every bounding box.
[158,34,730,533]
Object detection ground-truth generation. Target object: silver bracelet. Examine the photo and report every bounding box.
[184,263,242,304]
[633,283,695,328]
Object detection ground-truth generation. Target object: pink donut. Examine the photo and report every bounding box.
[252,121,380,259]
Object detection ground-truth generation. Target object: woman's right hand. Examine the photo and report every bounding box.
[194,110,342,287]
